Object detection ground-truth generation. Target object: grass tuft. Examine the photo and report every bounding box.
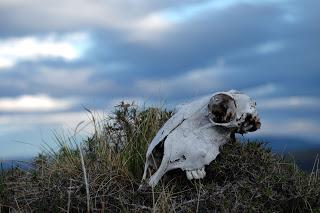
[1,102,319,212]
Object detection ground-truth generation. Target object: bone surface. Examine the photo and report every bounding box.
[140,90,261,188]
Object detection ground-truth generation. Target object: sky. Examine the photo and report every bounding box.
[0,0,319,158]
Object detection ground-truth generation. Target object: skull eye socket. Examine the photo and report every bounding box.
[208,94,236,123]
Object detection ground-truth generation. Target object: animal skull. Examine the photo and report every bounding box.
[140,90,261,188]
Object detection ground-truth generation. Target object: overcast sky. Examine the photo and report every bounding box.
[0,0,319,158]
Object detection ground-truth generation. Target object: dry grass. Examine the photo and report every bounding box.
[1,102,319,212]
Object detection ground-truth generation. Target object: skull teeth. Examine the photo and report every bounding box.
[186,171,193,180]
[186,168,206,180]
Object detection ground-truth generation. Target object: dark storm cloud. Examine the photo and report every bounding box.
[0,0,210,36]
[0,0,318,102]
[81,0,319,101]
[0,1,319,104]
[87,3,286,79]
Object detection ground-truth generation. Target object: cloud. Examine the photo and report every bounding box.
[255,41,285,54]
[162,0,288,22]
[0,32,90,69]
[31,67,120,97]
[0,94,75,112]
[128,14,173,42]
[135,60,225,98]
[244,83,279,98]
[0,0,290,44]
[0,111,90,128]
[253,118,320,140]
[0,0,184,42]
[0,57,14,69]
[0,65,121,99]
[259,96,320,110]
[33,68,92,89]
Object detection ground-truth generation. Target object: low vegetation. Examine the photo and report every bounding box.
[1,102,319,212]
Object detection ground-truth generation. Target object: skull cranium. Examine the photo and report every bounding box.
[140,90,261,188]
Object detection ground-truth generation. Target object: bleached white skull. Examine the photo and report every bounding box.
[140,90,261,188]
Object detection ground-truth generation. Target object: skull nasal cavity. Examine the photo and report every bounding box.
[245,114,252,122]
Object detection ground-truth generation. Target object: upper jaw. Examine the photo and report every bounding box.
[237,114,261,133]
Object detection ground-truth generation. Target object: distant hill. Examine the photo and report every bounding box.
[246,135,320,152]
[246,135,320,171]
[285,149,320,171]
[1,158,32,171]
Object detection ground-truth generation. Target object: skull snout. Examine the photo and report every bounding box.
[244,114,261,132]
